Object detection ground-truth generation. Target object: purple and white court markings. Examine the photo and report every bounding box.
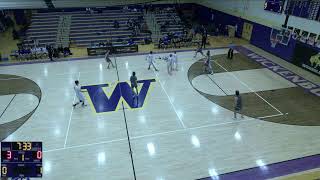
[234,46,320,97]
[198,154,320,180]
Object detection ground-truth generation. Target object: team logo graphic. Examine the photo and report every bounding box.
[81,79,155,113]
[310,53,320,69]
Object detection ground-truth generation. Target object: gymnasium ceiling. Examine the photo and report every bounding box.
[0,0,190,9]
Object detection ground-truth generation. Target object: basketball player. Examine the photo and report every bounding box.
[105,50,115,69]
[146,51,159,71]
[73,80,87,107]
[130,71,138,95]
[130,71,139,106]
[194,44,205,58]
[173,51,178,71]
[203,50,213,74]
[227,47,234,59]
[227,43,234,59]
[167,54,174,75]
[234,90,244,119]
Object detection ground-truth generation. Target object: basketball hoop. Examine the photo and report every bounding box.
[270,38,278,48]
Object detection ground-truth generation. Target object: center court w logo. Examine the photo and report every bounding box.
[81,79,156,113]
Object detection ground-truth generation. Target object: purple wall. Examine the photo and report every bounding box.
[194,4,297,62]
[194,5,243,36]
[249,23,297,62]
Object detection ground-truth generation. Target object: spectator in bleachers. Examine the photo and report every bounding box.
[106,39,112,47]
[134,24,140,35]
[53,47,59,58]
[158,38,164,49]
[162,35,170,49]
[218,24,222,35]
[127,19,134,30]
[113,20,119,29]
[168,32,174,40]
[316,39,320,48]
[183,29,188,36]
[127,38,135,46]
[58,46,64,54]
[138,15,143,23]
[224,26,228,36]
[63,47,72,57]
[144,37,152,44]
[97,9,103,14]
[144,4,148,14]
[34,38,39,48]
[0,21,5,32]
[85,8,94,14]
[215,27,219,36]
[165,7,171,12]
[190,28,195,39]
[99,42,105,47]
[4,14,13,27]
[12,29,19,39]
[234,24,239,37]
[86,8,90,14]
[160,23,167,32]
[90,41,95,48]
[141,23,149,33]
[123,6,129,12]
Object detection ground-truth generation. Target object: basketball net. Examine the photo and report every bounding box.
[270,38,278,48]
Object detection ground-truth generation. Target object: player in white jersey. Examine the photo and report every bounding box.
[73,80,87,107]
[172,51,178,71]
[146,51,159,71]
[167,54,174,75]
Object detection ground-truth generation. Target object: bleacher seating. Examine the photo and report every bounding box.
[154,12,184,35]
[25,13,59,46]
[24,9,152,48]
[55,15,71,47]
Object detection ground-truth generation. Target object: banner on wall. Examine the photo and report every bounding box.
[292,42,320,76]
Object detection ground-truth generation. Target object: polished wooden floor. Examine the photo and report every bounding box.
[0,47,319,180]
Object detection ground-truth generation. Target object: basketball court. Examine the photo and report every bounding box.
[1,45,320,180]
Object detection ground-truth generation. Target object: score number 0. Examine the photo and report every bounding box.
[1,166,7,176]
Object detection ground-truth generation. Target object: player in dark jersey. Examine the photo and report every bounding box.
[130,71,139,106]
[234,90,244,119]
[105,50,115,69]
[130,71,138,95]
[193,44,205,58]
[203,50,213,74]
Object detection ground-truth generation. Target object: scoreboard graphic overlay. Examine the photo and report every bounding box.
[1,142,42,178]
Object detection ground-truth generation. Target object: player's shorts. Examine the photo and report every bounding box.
[106,57,111,62]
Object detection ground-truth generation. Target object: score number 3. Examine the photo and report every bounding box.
[17,142,32,151]
[6,151,12,160]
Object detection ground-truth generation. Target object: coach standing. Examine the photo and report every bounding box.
[201,25,208,49]
[46,44,53,61]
